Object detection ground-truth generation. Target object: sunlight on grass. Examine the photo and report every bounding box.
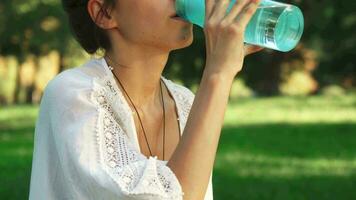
[216,151,356,178]
[1,146,33,157]
[225,94,356,125]
[0,105,38,121]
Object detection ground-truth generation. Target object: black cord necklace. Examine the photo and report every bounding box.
[105,54,171,160]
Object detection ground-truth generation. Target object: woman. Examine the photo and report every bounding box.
[29,0,263,199]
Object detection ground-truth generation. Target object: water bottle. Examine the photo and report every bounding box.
[175,0,304,52]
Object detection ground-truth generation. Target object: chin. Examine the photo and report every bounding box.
[171,28,194,51]
[180,35,194,48]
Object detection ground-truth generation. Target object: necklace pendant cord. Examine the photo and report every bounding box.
[104,55,181,161]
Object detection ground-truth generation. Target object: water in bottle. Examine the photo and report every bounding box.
[175,0,304,52]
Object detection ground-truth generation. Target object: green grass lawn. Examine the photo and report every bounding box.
[1,94,356,199]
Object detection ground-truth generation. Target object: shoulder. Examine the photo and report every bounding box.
[44,58,105,96]
[42,58,107,109]
[44,68,91,102]
[45,58,105,92]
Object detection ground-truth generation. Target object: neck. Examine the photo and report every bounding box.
[104,44,170,109]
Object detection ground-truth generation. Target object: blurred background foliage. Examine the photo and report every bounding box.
[0,0,355,104]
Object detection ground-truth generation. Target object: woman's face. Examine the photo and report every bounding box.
[110,0,194,52]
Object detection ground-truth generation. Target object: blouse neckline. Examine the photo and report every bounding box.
[98,57,183,159]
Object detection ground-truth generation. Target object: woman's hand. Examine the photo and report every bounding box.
[203,0,263,79]
[245,44,264,56]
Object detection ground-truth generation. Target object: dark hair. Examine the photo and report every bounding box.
[61,0,116,54]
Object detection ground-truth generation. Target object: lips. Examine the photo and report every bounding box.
[170,12,188,22]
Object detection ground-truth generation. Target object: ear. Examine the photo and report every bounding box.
[87,0,117,29]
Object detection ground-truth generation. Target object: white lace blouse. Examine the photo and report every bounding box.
[29,57,214,200]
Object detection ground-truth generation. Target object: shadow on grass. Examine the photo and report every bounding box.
[219,123,356,159]
[213,172,356,200]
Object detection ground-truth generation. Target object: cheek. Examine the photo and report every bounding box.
[120,11,166,41]
[131,1,165,31]
[117,0,175,42]
[135,20,166,43]
[132,16,169,42]
[116,1,192,47]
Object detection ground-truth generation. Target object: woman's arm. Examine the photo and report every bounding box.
[166,0,262,199]
[167,72,233,200]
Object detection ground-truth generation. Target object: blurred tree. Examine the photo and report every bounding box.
[0,0,86,104]
[300,0,356,89]
[0,0,355,105]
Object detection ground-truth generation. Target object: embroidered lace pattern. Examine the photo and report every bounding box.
[90,75,194,199]
[163,79,195,132]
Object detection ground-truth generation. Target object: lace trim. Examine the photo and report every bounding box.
[161,78,195,135]
[91,76,184,199]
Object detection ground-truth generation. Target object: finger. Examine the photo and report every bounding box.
[209,0,232,22]
[244,44,264,56]
[223,0,250,23]
[235,0,261,27]
[205,0,216,20]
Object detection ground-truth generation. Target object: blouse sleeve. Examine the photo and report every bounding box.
[46,71,184,200]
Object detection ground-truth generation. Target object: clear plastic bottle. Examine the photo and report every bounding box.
[175,0,304,52]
